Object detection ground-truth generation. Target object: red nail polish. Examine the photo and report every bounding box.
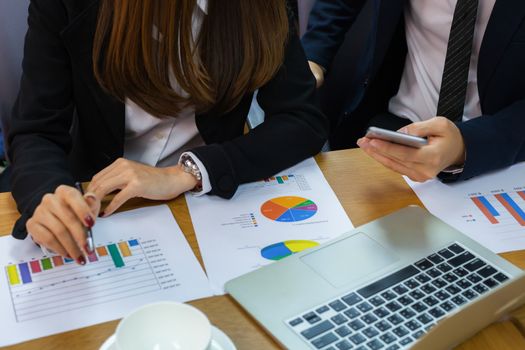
[66,254,72,259]
[84,243,93,254]
[99,211,105,218]
[85,215,95,228]
[77,256,86,265]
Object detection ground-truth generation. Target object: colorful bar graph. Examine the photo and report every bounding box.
[471,196,499,224]
[282,176,289,181]
[87,251,98,263]
[96,246,108,257]
[7,265,20,285]
[276,176,284,184]
[519,191,525,201]
[41,258,53,270]
[6,240,139,288]
[19,263,32,284]
[108,244,124,268]
[118,242,132,257]
[30,260,42,273]
[52,256,64,267]
[495,193,525,226]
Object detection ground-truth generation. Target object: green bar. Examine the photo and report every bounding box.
[41,258,53,270]
[108,244,125,268]
[276,176,284,184]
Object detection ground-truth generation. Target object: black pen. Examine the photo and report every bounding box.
[75,182,95,253]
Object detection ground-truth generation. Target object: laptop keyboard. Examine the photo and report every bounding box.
[286,242,510,350]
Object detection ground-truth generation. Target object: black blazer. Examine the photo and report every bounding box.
[302,0,525,181]
[8,0,328,239]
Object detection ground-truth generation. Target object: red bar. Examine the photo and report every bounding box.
[495,194,525,226]
[52,256,64,267]
[471,197,498,224]
[87,251,98,263]
[30,260,42,273]
[519,191,525,201]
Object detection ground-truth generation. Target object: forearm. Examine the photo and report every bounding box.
[191,35,328,199]
[456,99,525,180]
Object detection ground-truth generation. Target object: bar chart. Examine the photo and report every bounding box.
[405,163,525,253]
[470,190,525,227]
[4,238,173,322]
[237,173,312,195]
[263,175,294,185]
[0,205,215,347]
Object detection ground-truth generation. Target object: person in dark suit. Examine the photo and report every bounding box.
[302,0,525,183]
[8,0,328,263]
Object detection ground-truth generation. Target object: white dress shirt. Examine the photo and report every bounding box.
[389,0,496,123]
[123,0,211,195]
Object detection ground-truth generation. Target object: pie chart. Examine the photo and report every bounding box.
[260,196,318,222]
[261,240,320,260]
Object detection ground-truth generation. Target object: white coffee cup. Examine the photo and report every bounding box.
[108,301,212,350]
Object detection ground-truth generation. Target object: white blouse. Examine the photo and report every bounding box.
[123,0,211,195]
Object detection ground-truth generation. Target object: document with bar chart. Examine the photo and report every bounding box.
[0,205,213,347]
[186,158,354,294]
[405,162,525,253]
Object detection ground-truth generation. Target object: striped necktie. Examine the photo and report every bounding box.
[436,0,479,121]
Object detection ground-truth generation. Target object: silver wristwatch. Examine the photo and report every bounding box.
[179,154,203,192]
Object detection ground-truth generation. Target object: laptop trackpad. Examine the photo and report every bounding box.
[300,233,399,288]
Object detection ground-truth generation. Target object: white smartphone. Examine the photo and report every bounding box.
[365,126,428,148]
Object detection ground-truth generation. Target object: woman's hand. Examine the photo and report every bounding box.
[87,158,198,217]
[26,185,100,264]
[357,117,466,182]
[308,61,325,88]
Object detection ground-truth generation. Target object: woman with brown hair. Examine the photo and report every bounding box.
[8,0,327,264]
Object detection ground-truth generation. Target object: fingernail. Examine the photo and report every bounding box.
[98,211,105,218]
[84,192,98,201]
[77,256,86,265]
[84,243,93,254]
[84,215,95,228]
[399,127,408,134]
[66,254,72,259]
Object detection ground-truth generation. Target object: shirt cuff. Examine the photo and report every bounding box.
[180,151,212,196]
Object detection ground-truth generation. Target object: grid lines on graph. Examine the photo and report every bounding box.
[4,239,162,322]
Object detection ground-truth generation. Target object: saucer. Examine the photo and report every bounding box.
[210,326,236,350]
[100,325,236,350]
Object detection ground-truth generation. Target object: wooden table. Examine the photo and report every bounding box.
[2,149,525,349]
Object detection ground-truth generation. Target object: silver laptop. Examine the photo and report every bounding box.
[226,206,525,350]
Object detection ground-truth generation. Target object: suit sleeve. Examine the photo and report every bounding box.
[301,0,366,70]
[8,0,76,239]
[454,100,525,180]
[190,32,329,199]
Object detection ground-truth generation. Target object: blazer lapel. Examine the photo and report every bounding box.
[60,0,125,148]
[478,0,525,103]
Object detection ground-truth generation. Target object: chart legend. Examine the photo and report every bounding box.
[260,196,318,222]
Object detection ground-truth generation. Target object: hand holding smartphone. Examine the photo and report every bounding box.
[365,126,428,148]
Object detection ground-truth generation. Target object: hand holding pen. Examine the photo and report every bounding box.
[75,182,95,253]
[25,184,100,265]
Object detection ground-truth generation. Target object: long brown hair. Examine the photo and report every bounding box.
[93,0,289,117]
